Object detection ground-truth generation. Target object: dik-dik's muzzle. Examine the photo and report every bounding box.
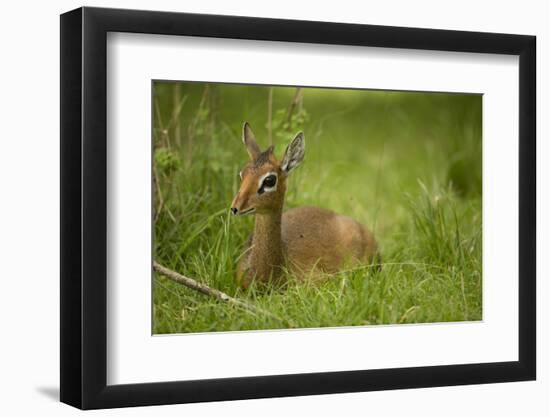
[230,193,242,215]
[230,193,247,216]
[230,193,255,216]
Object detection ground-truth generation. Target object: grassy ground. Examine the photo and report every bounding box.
[152,82,482,334]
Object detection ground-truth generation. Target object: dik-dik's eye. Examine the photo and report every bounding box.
[263,175,277,188]
[258,173,277,194]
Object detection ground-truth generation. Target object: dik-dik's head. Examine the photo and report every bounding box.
[231,122,305,216]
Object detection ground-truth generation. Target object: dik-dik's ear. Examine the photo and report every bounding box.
[281,132,305,175]
[242,122,261,160]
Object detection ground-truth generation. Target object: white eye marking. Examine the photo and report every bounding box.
[239,171,243,180]
[258,171,278,194]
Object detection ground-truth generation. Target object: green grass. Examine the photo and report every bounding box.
[152,82,482,334]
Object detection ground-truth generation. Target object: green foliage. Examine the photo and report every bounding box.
[272,107,309,136]
[406,182,480,265]
[152,82,482,333]
[270,100,309,156]
[444,96,483,197]
[154,148,180,175]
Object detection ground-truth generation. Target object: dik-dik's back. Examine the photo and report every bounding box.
[231,122,379,287]
[281,206,378,278]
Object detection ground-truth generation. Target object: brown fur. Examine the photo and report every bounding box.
[232,124,379,288]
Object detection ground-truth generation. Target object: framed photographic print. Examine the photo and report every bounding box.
[60,6,536,409]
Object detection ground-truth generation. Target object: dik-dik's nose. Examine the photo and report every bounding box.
[230,193,244,215]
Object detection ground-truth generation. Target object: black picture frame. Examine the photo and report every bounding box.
[60,6,536,410]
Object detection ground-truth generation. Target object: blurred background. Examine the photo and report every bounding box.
[153,81,482,334]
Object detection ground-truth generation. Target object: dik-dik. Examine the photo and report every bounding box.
[231,123,379,288]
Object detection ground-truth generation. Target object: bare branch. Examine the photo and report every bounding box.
[169,83,187,146]
[154,98,170,148]
[153,165,176,223]
[284,87,303,131]
[267,87,274,145]
[153,262,284,322]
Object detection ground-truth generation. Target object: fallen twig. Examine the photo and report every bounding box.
[153,261,285,323]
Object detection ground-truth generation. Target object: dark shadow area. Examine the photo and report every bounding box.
[35,386,59,401]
